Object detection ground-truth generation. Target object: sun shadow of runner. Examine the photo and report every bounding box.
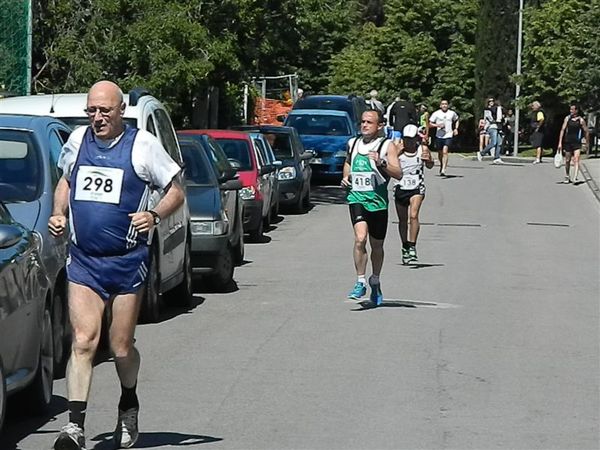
[91,431,223,449]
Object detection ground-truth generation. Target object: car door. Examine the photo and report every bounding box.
[252,137,274,212]
[259,136,280,211]
[150,108,188,285]
[203,138,237,234]
[291,129,311,187]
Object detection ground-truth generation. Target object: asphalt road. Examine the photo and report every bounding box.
[3,155,599,450]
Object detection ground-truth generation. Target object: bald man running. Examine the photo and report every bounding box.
[50,81,185,450]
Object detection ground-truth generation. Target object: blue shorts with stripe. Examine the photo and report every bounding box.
[67,244,150,301]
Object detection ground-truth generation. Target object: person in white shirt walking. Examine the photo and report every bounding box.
[429,99,459,176]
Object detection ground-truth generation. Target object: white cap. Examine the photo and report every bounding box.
[403,124,418,138]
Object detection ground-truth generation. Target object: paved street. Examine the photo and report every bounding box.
[3,155,599,450]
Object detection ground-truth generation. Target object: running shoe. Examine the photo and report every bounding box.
[492,158,504,164]
[402,247,410,265]
[54,422,86,450]
[114,407,139,449]
[440,171,446,177]
[561,176,572,184]
[368,277,383,307]
[476,151,483,162]
[408,246,418,263]
[532,159,541,164]
[348,282,366,299]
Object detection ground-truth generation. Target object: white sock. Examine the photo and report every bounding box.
[358,275,366,284]
[369,274,380,285]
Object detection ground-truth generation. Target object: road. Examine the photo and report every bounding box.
[3,155,599,450]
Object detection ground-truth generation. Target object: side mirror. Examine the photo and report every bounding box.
[0,224,23,249]
[260,164,275,176]
[273,160,283,168]
[300,151,314,161]
[218,168,238,183]
[276,114,286,123]
[220,179,242,191]
[228,158,242,170]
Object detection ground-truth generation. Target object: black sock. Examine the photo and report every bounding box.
[69,401,87,429]
[403,242,411,249]
[407,241,416,248]
[119,383,139,411]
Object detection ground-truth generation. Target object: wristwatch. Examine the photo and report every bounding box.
[377,159,387,169]
[148,210,161,225]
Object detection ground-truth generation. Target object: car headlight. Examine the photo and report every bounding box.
[240,186,256,200]
[278,166,296,180]
[333,150,347,158]
[191,220,229,236]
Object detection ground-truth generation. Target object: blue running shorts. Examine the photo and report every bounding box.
[67,244,150,301]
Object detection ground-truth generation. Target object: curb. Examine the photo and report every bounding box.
[580,161,600,203]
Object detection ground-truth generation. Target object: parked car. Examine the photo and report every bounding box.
[284,109,357,178]
[0,89,192,322]
[193,130,277,241]
[231,125,313,213]
[291,94,366,130]
[248,132,282,219]
[0,114,71,372]
[0,202,53,432]
[177,135,243,289]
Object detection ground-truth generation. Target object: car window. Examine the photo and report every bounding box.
[57,128,71,143]
[252,139,268,166]
[287,114,350,136]
[179,141,215,186]
[262,133,293,158]
[0,129,43,202]
[205,137,232,177]
[48,129,64,185]
[216,138,253,171]
[146,114,157,137]
[154,108,182,164]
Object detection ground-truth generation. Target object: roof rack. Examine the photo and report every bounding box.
[129,87,151,107]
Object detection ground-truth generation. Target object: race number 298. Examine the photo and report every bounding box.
[74,166,124,204]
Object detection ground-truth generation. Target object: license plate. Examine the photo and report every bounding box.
[311,158,323,164]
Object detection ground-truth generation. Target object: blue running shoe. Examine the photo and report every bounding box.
[369,279,383,307]
[348,282,366,299]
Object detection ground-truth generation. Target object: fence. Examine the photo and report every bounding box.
[0,0,31,96]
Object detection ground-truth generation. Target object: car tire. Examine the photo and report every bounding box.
[166,238,193,307]
[271,197,279,220]
[51,285,68,377]
[294,188,305,214]
[22,305,54,413]
[140,242,161,323]
[263,206,271,230]
[249,217,263,242]
[303,184,311,209]
[233,230,244,266]
[207,245,234,290]
[0,357,6,432]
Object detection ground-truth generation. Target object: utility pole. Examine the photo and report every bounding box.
[513,0,524,156]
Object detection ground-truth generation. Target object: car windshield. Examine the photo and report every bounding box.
[262,133,293,158]
[179,142,215,186]
[216,138,253,170]
[0,129,43,202]
[287,114,351,136]
[295,98,352,116]
[60,117,137,130]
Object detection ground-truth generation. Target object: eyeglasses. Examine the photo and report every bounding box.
[84,105,119,117]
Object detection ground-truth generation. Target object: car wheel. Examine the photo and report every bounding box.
[23,305,54,413]
[263,205,271,230]
[207,245,234,290]
[233,230,244,266]
[303,184,311,209]
[0,357,6,432]
[51,286,68,376]
[166,239,193,307]
[140,243,161,323]
[249,217,263,242]
[294,188,305,214]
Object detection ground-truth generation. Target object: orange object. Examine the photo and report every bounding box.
[252,97,293,125]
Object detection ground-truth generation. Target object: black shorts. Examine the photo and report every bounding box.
[349,203,388,240]
[435,137,452,151]
[394,186,425,207]
[563,141,582,152]
[530,131,544,148]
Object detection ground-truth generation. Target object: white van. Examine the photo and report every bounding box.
[0,89,193,322]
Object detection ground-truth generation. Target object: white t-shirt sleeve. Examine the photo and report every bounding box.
[57,126,87,181]
[453,111,459,122]
[131,130,181,189]
[429,111,439,125]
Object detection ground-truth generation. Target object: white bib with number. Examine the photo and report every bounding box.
[351,171,376,192]
[399,173,420,190]
[74,165,124,204]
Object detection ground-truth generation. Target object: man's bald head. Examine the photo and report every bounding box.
[86,80,126,140]
[88,80,124,105]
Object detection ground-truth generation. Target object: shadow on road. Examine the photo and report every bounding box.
[0,395,68,450]
[398,263,445,269]
[310,185,347,205]
[91,431,222,449]
[439,174,464,179]
[353,299,439,311]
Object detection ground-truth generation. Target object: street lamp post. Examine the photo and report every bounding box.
[513,0,524,156]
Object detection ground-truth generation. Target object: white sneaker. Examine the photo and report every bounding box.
[493,158,504,164]
[532,159,541,164]
[54,422,86,450]
[114,408,139,448]
[476,151,483,162]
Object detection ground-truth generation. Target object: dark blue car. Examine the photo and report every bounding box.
[284,109,357,178]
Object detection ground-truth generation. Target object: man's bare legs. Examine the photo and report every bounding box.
[352,221,369,279]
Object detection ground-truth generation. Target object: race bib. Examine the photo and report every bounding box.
[74,165,124,204]
[351,171,376,192]
[399,173,420,190]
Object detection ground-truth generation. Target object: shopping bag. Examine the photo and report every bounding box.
[554,150,563,168]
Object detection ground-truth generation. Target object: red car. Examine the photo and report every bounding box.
[179,130,277,241]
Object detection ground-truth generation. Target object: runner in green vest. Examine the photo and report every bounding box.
[341,110,402,306]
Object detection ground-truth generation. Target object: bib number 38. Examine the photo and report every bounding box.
[74,165,124,204]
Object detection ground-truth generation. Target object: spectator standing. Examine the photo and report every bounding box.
[504,108,515,155]
[478,117,489,156]
[477,97,504,164]
[530,101,546,164]
[429,99,459,176]
[417,104,430,144]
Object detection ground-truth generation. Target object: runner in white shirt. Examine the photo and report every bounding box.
[392,124,435,264]
[429,99,459,176]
